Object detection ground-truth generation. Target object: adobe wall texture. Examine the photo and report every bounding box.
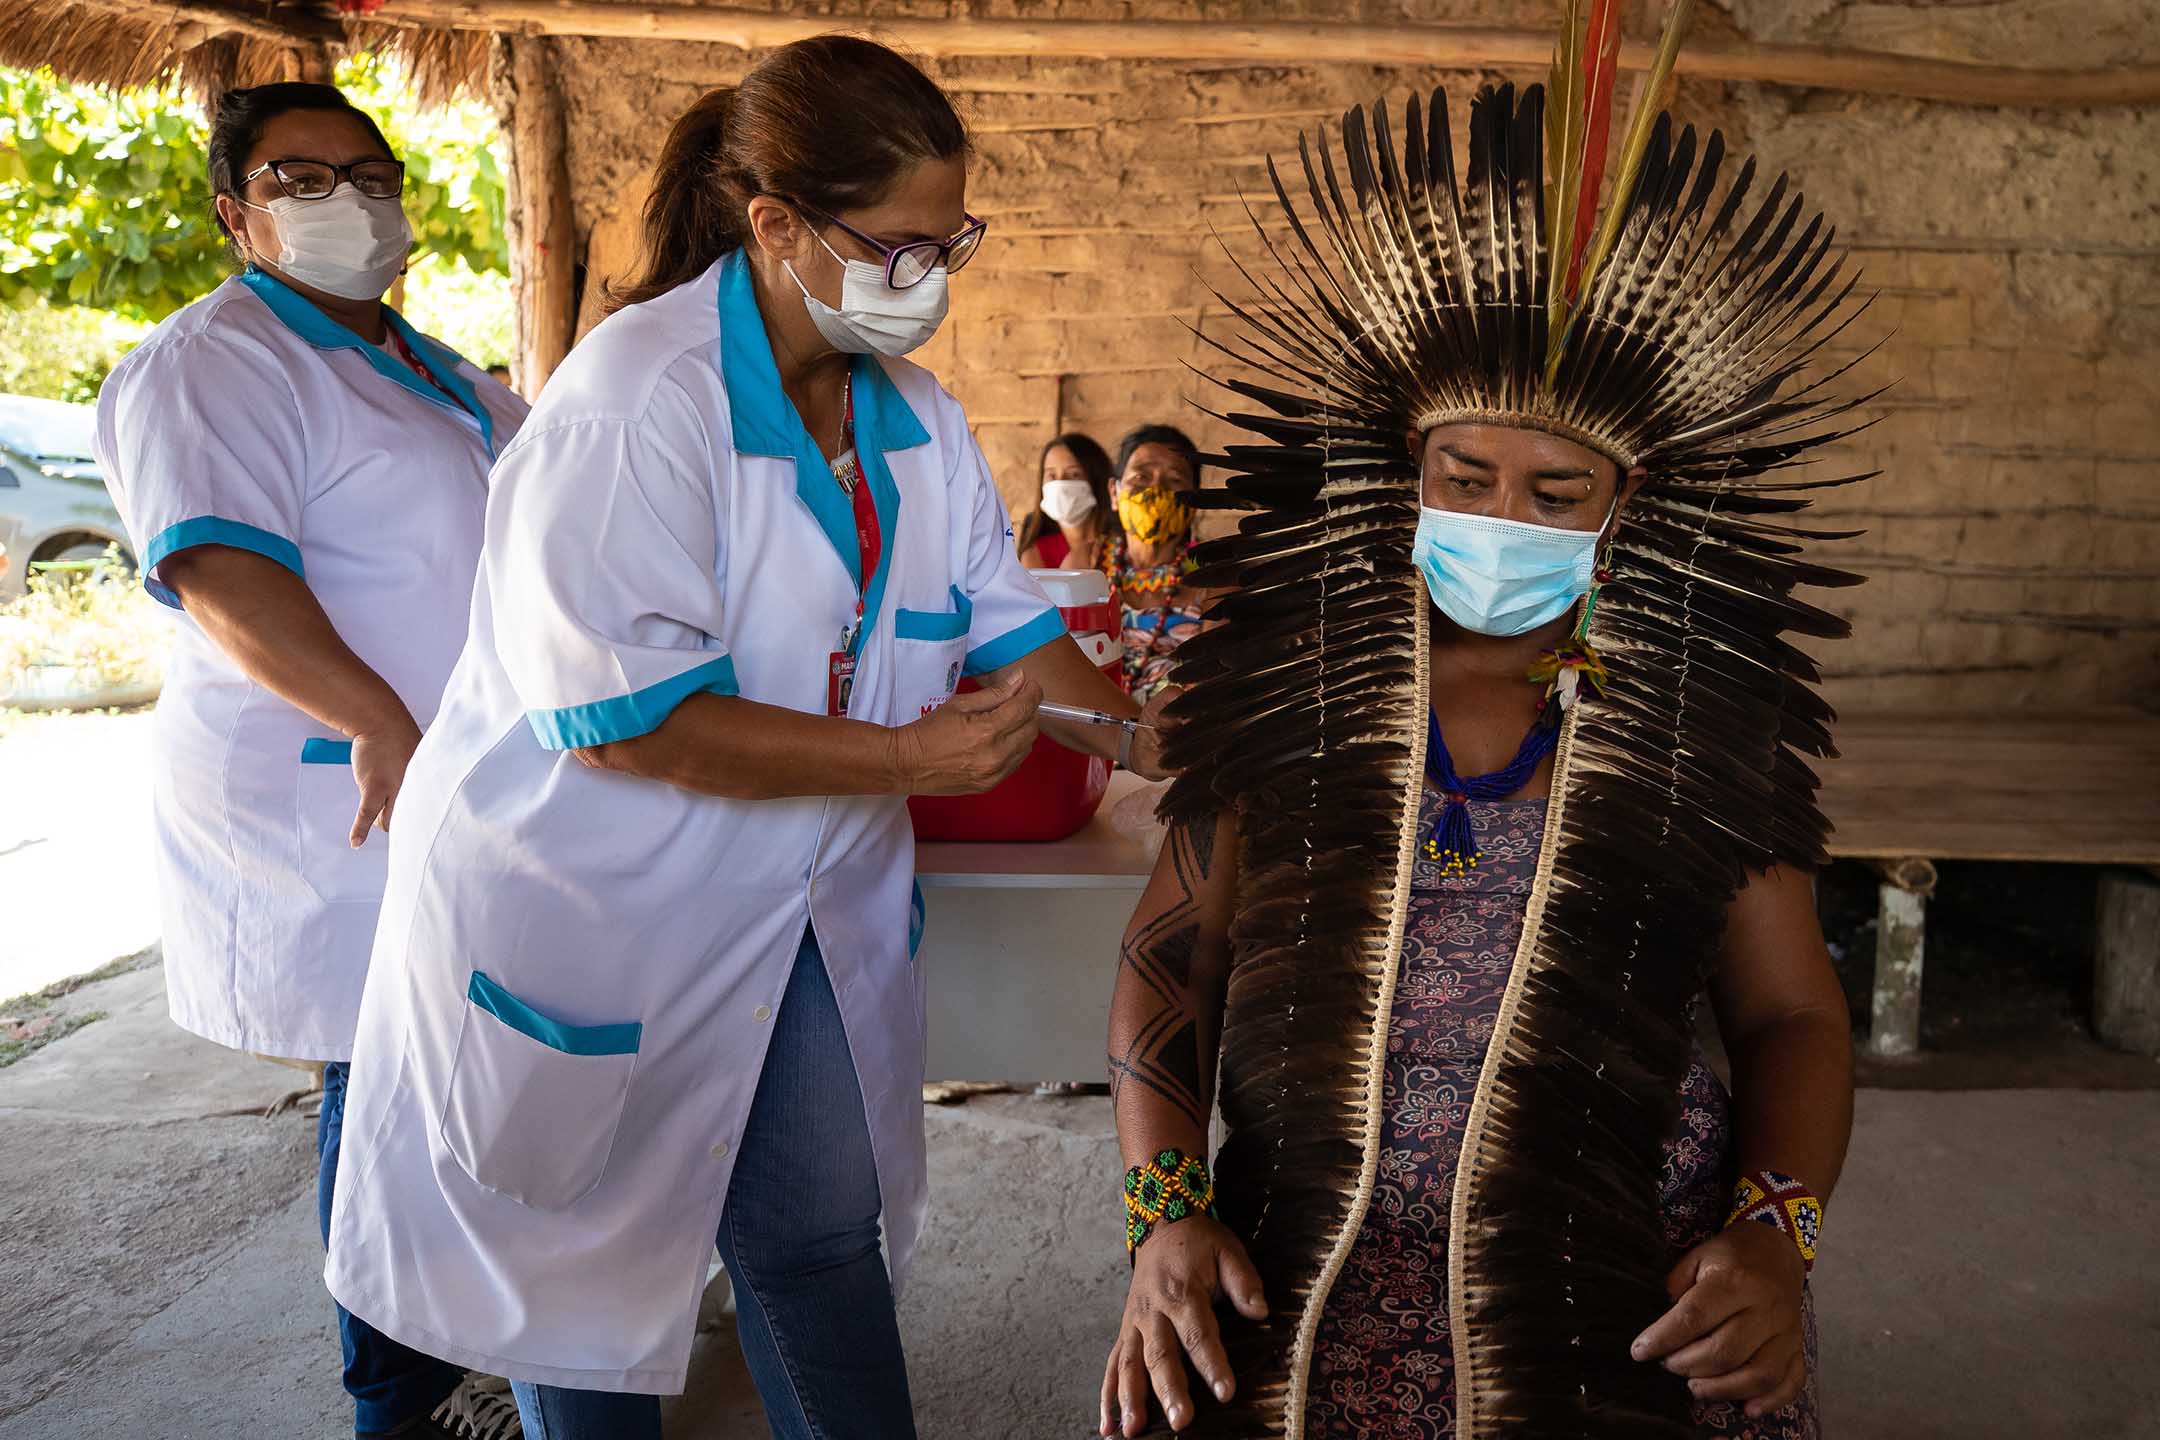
[543,0,2158,709]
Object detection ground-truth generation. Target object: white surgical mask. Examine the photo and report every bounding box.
[785,226,949,357]
[1041,479,1097,526]
[1413,504,1608,636]
[243,185,412,301]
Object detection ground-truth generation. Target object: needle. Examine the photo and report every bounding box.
[1037,700,1152,733]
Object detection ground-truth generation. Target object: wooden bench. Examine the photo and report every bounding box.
[914,711,2160,1081]
[1818,708,2160,1058]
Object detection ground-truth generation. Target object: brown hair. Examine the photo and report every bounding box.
[613,35,968,309]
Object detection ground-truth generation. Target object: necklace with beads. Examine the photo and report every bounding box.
[1103,535,1197,598]
[1424,580,1612,876]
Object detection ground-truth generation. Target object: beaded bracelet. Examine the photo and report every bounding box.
[1727,1169,1824,1275]
[1124,1147,1218,1256]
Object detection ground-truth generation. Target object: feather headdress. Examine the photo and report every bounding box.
[1156,3,1878,1436]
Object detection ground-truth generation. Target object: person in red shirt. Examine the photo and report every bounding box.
[1017,431,1114,570]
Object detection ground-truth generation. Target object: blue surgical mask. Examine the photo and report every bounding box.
[1413,504,1608,636]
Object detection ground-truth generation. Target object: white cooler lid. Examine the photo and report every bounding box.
[1029,567,1112,608]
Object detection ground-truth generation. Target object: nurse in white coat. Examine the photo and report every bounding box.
[326,37,1166,1440]
[94,84,527,1439]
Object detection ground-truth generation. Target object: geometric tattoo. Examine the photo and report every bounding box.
[1107,814,1218,1127]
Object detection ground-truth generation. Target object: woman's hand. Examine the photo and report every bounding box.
[1632,1220,1808,1419]
[348,708,423,845]
[1100,1217,1268,1438]
[895,671,1042,795]
[1121,684,1180,782]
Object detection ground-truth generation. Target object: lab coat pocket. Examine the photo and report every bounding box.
[295,740,388,904]
[439,970,642,1212]
[894,587,973,718]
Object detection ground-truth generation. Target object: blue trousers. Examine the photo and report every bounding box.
[511,935,916,1440]
[320,1061,465,1434]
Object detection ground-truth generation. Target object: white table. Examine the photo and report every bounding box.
[915,771,1161,1082]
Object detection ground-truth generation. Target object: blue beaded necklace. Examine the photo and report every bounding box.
[1423,706,1559,877]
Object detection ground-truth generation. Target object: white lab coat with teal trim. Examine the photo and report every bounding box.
[92,269,528,1062]
[324,250,1066,1392]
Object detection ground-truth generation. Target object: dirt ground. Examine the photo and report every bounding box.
[3,961,2159,1438]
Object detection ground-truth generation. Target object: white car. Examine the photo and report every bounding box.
[0,394,134,601]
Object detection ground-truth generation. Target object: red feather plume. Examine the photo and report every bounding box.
[1564,0,1625,300]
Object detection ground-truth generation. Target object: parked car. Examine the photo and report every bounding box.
[0,394,134,602]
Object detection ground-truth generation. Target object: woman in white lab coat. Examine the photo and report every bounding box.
[325,37,1162,1440]
[94,84,527,1438]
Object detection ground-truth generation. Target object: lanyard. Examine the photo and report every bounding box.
[836,379,882,656]
[389,327,479,422]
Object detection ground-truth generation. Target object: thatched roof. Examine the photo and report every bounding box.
[4,0,487,104]
[15,0,2160,111]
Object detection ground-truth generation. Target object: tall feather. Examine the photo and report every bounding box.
[1565,0,1626,299]
[1575,0,1698,305]
[1543,0,1588,349]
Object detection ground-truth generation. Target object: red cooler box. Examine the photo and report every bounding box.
[908,568,1122,843]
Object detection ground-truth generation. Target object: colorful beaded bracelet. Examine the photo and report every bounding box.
[1727,1168,1824,1275]
[1124,1147,1218,1256]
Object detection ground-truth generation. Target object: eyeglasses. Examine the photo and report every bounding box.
[241,158,406,202]
[802,204,987,290]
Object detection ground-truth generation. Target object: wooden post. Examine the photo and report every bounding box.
[2094,869,2160,1056]
[1869,857,1937,1059]
[493,34,577,396]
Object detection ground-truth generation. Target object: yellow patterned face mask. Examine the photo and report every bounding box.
[1116,484,1193,546]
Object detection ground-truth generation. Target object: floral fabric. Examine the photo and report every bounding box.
[1305,791,1821,1440]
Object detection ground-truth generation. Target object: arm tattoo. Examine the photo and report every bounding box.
[1108,815,1218,1128]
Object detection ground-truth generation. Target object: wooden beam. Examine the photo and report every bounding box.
[364,5,2160,108]
[68,0,345,47]
[492,32,577,394]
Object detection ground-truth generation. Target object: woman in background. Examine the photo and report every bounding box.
[94,82,526,1439]
[1017,431,1114,570]
[1101,424,1206,703]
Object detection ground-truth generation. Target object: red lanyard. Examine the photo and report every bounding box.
[389,328,477,420]
[837,380,881,651]
[827,380,881,716]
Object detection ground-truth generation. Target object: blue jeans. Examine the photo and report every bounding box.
[511,935,915,1440]
[320,1061,466,1434]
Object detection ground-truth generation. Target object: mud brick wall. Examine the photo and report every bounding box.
[545,0,2159,709]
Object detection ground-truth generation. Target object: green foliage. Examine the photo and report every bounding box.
[402,251,513,371]
[0,71,226,318]
[0,58,507,324]
[0,294,150,401]
[341,51,506,279]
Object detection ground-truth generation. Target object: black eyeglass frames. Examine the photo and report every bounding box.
[240,158,407,202]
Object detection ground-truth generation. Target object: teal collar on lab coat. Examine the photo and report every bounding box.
[239,266,497,458]
[716,247,929,658]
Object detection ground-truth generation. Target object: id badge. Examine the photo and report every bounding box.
[827,650,858,717]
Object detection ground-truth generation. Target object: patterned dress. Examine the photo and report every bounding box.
[1306,790,1821,1439]
[1101,536,1204,703]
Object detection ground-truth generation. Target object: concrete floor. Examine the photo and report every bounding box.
[0,710,160,1005]
[3,962,2158,1439]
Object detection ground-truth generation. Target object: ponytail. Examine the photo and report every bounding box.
[612,35,968,311]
